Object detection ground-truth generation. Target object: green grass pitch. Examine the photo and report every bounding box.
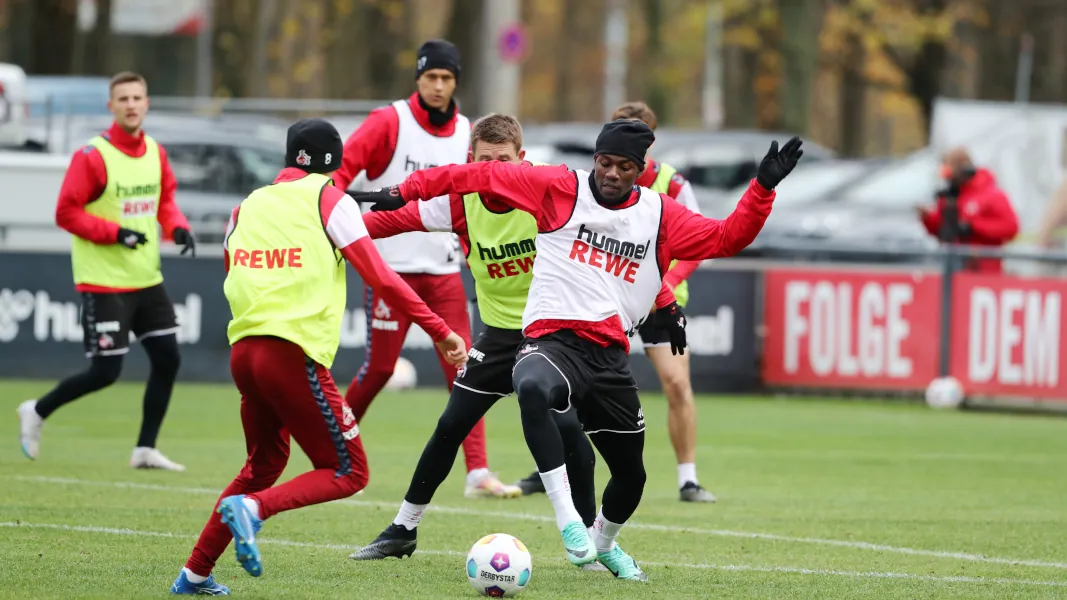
[1,379,1066,599]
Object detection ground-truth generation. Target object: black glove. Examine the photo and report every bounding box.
[652,302,688,356]
[116,227,147,249]
[349,186,406,212]
[755,136,804,190]
[173,227,196,257]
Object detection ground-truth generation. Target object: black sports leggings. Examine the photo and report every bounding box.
[35,334,181,448]
[513,353,646,524]
[404,384,598,526]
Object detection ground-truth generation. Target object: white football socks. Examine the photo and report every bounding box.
[241,496,261,521]
[539,465,583,530]
[392,501,427,531]
[677,462,698,489]
[593,508,624,552]
[466,468,490,487]
[182,567,208,584]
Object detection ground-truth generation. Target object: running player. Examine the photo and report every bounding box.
[515,101,716,502]
[356,119,803,580]
[332,39,513,497]
[17,71,195,471]
[169,118,466,595]
[347,115,609,564]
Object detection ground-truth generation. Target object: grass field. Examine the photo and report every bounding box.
[2,379,1066,599]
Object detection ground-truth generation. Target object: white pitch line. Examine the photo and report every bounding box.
[3,521,1065,589]
[9,475,1067,570]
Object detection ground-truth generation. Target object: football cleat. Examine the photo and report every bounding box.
[218,495,263,577]
[348,523,417,560]
[679,481,717,503]
[17,400,42,460]
[170,569,230,595]
[513,470,545,496]
[465,473,522,499]
[597,545,648,581]
[131,447,186,472]
[560,521,596,566]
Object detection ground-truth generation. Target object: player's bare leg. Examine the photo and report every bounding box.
[646,346,716,502]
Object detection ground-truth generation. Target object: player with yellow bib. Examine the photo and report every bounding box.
[348,115,627,569]
[18,72,196,472]
[170,118,466,595]
[611,101,717,503]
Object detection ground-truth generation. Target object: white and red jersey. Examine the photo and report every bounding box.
[396,161,777,351]
[524,171,664,337]
[332,94,469,275]
[223,167,452,342]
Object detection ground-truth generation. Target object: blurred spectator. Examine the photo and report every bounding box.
[916,147,1018,272]
[1036,180,1067,250]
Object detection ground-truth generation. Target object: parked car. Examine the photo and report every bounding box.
[737,151,941,262]
[0,63,30,148]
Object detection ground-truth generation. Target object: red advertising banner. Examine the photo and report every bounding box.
[763,268,942,390]
[950,273,1067,401]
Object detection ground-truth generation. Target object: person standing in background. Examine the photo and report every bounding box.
[17,71,195,471]
[917,148,1019,273]
[331,40,517,498]
[514,101,717,503]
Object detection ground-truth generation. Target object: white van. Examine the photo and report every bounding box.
[0,63,29,148]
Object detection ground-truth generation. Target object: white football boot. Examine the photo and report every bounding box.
[131,447,186,471]
[17,399,43,460]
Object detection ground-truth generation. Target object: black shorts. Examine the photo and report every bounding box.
[514,331,644,434]
[636,317,669,347]
[453,325,525,396]
[81,284,179,357]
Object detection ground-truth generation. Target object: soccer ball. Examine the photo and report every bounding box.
[465,533,532,597]
[925,376,965,409]
[384,357,417,390]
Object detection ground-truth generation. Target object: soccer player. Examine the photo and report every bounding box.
[169,118,467,595]
[17,71,195,471]
[356,119,803,580]
[515,101,716,503]
[347,114,608,564]
[332,39,514,497]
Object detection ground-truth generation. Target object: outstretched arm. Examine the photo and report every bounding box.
[397,161,570,219]
[661,181,775,261]
[320,187,452,342]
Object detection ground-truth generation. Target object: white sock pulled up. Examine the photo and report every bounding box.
[539,464,583,530]
[677,462,698,489]
[392,500,427,531]
[592,507,624,553]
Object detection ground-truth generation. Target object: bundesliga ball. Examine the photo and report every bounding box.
[465,533,532,597]
[925,376,965,410]
[384,356,418,390]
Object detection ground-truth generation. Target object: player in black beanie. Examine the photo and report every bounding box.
[415,39,461,126]
[591,119,657,205]
[285,118,343,174]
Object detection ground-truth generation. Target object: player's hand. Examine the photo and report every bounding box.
[436,332,468,366]
[349,186,406,212]
[173,227,196,257]
[116,227,147,249]
[652,301,688,356]
[756,136,804,190]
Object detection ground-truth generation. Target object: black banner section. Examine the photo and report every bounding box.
[0,253,758,394]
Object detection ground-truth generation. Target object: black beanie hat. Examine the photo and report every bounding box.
[285,118,343,174]
[416,39,461,81]
[594,119,656,171]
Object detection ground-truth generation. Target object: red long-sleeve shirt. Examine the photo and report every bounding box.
[223,168,451,342]
[921,169,1019,273]
[636,158,702,289]
[55,122,190,293]
[331,92,461,191]
[396,162,775,348]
